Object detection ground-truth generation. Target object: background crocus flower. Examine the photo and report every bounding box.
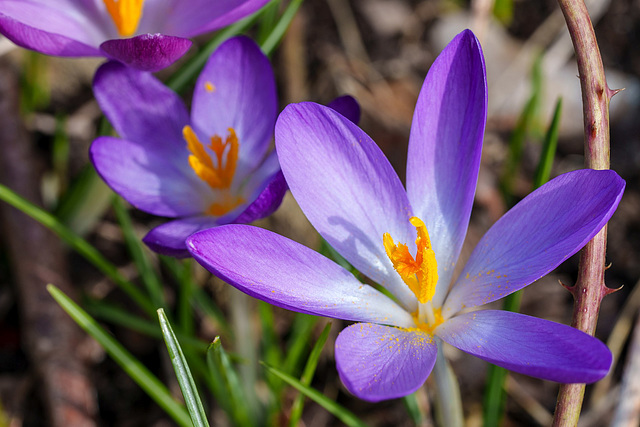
[0,0,269,71]
[186,30,626,401]
[90,35,360,258]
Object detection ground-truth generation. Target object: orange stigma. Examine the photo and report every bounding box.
[103,0,144,37]
[183,125,244,215]
[383,217,438,304]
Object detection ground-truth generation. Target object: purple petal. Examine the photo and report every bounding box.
[93,61,190,158]
[436,310,612,383]
[100,34,192,72]
[275,102,417,310]
[90,136,211,217]
[233,170,287,224]
[191,36,277,179]
[187,225,414,326]
[328,95,361,124]
[406,30,487,307]
[143,216,220,258]
[335,323,437,401]
[164,0,271,37]
[0,1,101,56]
[444,169,625,316]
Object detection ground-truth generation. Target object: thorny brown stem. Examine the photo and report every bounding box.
[552,1,619,426]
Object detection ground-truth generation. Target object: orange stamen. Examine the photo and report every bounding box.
[183,125,244,216]
[383,217,438,303]
[103,0,144,37]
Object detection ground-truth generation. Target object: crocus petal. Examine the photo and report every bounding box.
[335,323,437,402]
[100,34,192,72]
[444,169,625,316]
[406,29,487,307]
[0,1,101,56]
[232,171,287,224]
[187,225,414,326]
[143,216,220,258]
[328,95,361,124]
[191,36,276,180]
[276,102,417,311]
[93,61,190,159]
[436,310,612,383]
[90,136,210,217]
[164,0,271,37]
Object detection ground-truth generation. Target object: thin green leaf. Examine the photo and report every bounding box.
[161,256,230,335]
[86,299,209,353]
[533,98,562,190]
[158,309,210,427]
[402,392,424,426]
[500,56,543,205]
[166,11,263,93]
[288,322,332,427]
[55,118,114,236]
[260,0,304,56]
[283,313,318,377]
[0,184,155,315]
[47,285,191,427]
[262,362,367,427]
[493,0,514,25]
[113,197,165,309]
[256,0,281,44]
[207,337,254,427]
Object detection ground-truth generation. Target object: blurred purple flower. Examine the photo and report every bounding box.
[0,0,270,71]
[186,30,625,401]
[90,35,359,258]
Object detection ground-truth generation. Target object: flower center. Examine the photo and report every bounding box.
[383,217,439,304]
[384,217,442,330]
[103,0,144,37]
[183,125,244,216]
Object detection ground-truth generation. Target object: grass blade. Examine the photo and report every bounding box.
[207,337,254,426]
[260,0,304,56]
[288,322,332,427]
[533,98,562,189]
[47,285,191,427]
[261,362,367,427]
[0,184,155,315]
[158,309,210,427]
[113,197,165,309]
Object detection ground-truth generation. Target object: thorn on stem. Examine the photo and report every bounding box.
[603,284,623,296]
[559,279,576,294]
[605,262,612,270]
[608,87,625,98]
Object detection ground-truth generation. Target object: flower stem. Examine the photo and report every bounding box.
[432,339,463,427]
[552,1,616,425]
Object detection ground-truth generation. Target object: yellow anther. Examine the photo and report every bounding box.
[183,125,243,216]
[103,0,145,37]
[383,217,438,303]
[205,82,216,92]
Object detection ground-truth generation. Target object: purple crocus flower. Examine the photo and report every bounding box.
[0,0,269,71]
[90,35,359,258]
[186,30,625,401]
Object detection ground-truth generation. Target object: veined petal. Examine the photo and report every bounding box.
[406,29,487,307]
[436,310,612,383]
[232,151,287,224]
[90,136,211,217]
[187,225,414,326]
[191,36,276,180]
[0,1,102,56]
[143,216,220,258]
[444,169,625,317]
[100,34,192,72]
[275,102,417,311]
[328,95,361,124]
[162,0,271,38]
[335,323,437,402]
[93,61,190,159]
